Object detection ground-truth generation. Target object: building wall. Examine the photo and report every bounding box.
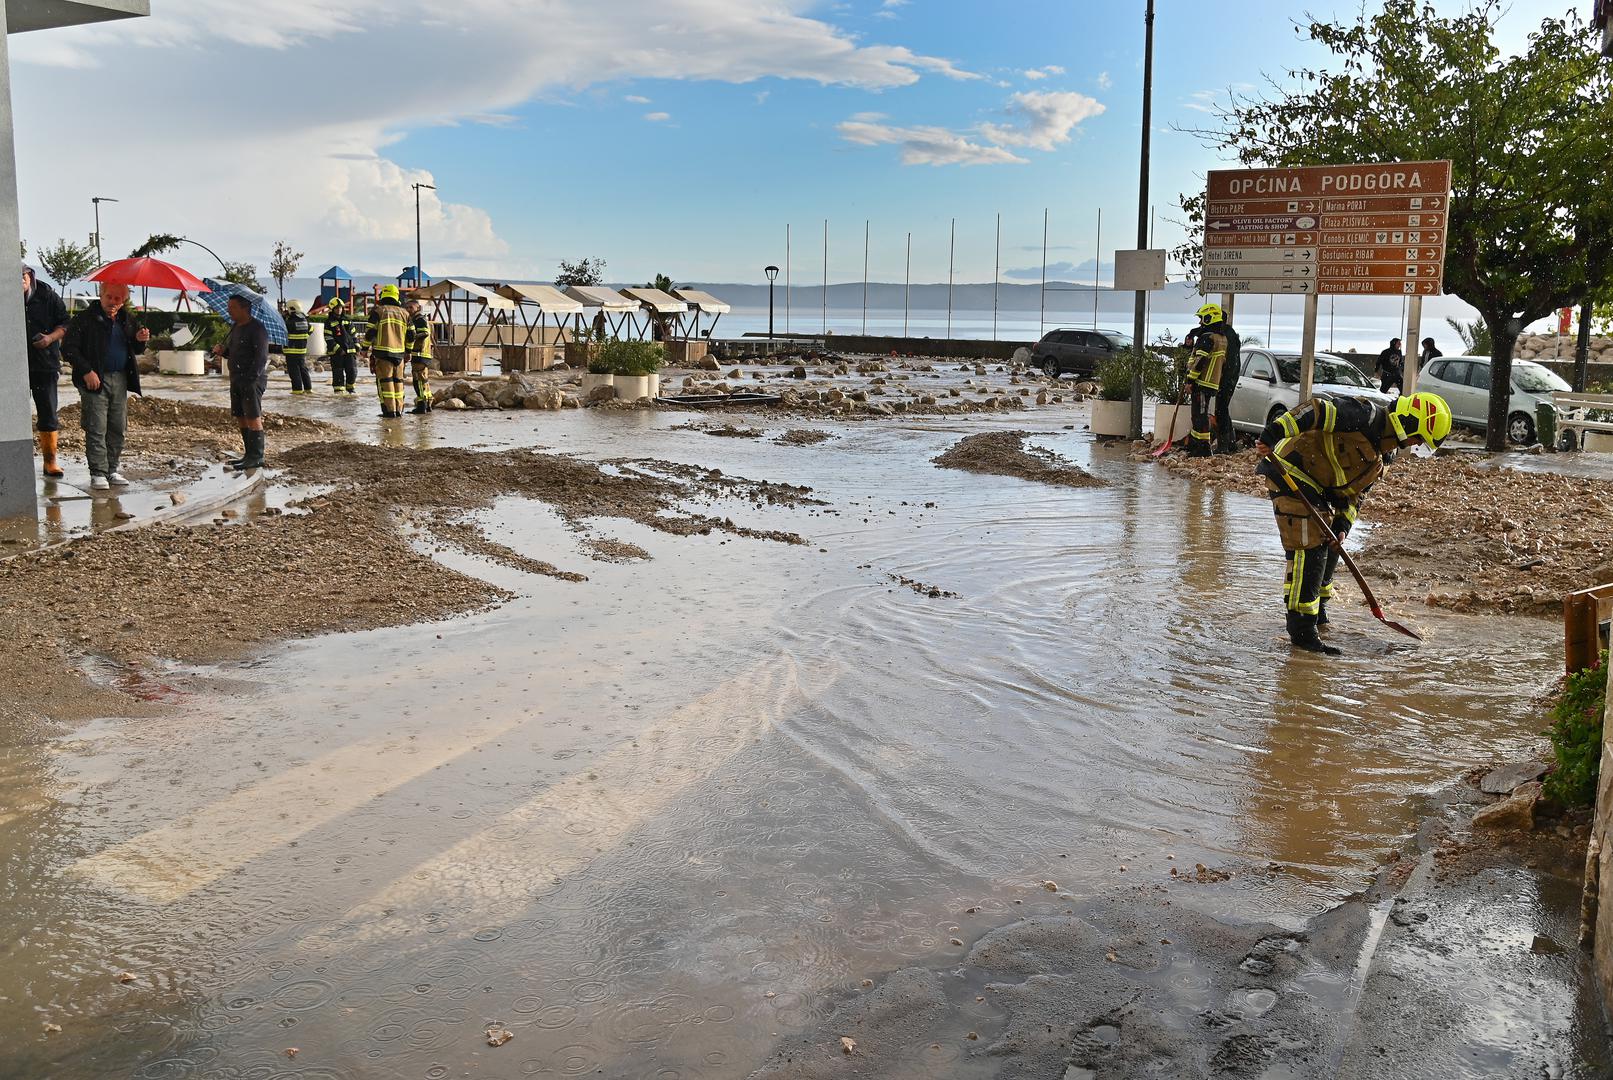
[0,2,29,517]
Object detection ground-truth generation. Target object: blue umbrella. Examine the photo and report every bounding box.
[199,278,288,347]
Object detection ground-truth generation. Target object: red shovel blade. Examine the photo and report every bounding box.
[1370,604,1423,641]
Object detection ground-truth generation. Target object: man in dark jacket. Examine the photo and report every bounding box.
[213,293,270,470]
[1376,338,1404,396]
[62,282,148,491]
[283,299,312,395]
[22,265,68,478]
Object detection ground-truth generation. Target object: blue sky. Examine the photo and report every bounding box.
[9,0,1574,287]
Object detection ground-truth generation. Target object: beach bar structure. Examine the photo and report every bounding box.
[563,285,641,341]
[317,265,355,309]
[620,287,689,343]
[412,278,517,373]
[493,284,584,371]
[671,288,729,364]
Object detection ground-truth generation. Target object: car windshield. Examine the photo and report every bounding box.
[1272,356,1371,387]
[1512,362,1568,393]
[1100,331,1133,350]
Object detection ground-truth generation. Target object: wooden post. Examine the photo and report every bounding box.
[1298,292,1320,402]
[1404,295,1424,393]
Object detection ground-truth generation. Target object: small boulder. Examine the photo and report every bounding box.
[585,384,616,405]
[521,385,563,410]
[1479,760,1549,795]
[1472,780,1543,830]
[697,356,721,371]
[791,365,808,379]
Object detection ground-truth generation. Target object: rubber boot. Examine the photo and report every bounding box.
[226,429,249,469]
[410,401,428,414]
[1316,602,1329,628]
[1287,611,1341,656]
[37,431,64,478]
[232,430,265,471]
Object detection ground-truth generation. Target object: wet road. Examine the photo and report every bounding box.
[0,383,1581,1077]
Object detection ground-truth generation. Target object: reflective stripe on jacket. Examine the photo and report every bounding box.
[1256,394,1397,517]
[366,299,409,359]
[407,312,434,362]
[285,311,311,356]
[1187,329,1226,391]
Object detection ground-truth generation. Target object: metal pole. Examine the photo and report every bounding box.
[1040,209,1048,335]
[993,211,1001,342]
[786,224,791,334]
[1267,295,1274,347]
[90,196,118,263]
[904,232,911,337]
[411,182,435,286]
[1404,295,1424,393]
[862,219,870,336]
[1329,296,1335,352]
[1129,0,1154,439]
[821,218,828,336]
[947,217,955,342]
[1094,207,1102,329]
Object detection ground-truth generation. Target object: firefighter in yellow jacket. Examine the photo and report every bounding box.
[364,284,409,418]
[405,297,435,414]
[1255,391,1451,655]
[1184,302,1236,456]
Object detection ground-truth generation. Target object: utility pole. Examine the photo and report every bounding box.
[947,217,955,343]
[412,182,435,286]
[821,219,828,337]
[90,196,117,263]
[904,231,911,338]
[1040,209,1048,335]
[1129,0,1155,439]
[862,219,870,336]
[993,212,1001,342]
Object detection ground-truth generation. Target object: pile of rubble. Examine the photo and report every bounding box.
[431,372,629,411]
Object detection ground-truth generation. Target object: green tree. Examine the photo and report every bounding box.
[269,240,303,302]
[1183,1,1613,450]
[36,238,98,295]
[129,233,182,259]
[222,261,265,293]
[1445,317,1493,356]
[554,257,605,289]
[643,272,674,292]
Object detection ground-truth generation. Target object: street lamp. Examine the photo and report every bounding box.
[412,182,435,286]
[90,196,118,263]
[764,265,779,339]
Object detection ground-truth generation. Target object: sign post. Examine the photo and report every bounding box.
[1202,160,1451,403]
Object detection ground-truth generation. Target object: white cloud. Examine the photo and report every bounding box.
[837,116,1026,167]
[1043,65,1064,75]
[625,94,652,104]
[1023,68,1048,80]
[644,111,671,122]
[979,90,1105,151]
[754,90,771,104]
[1183,90,1219,114]
[1096,70,1112,90]
[10,0,976,277]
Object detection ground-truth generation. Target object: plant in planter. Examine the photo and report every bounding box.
[1091,348,1170,437]
[600,339,664,400]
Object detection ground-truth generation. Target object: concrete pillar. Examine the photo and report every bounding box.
[0,0,148,518]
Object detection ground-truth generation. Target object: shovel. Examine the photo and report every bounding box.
[1278,470,1422,641]
[1151,381,1190,458]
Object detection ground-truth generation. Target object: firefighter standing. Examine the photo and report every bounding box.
[405,297,435,414]
[1255,392,1451,655]
[1185,302,1231,457]
[324,296,357,395]
[283,300,312,395]
[365,284,409,418]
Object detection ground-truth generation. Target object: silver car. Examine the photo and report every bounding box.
[1228,349,1394,435]
[1415,355,1570,445]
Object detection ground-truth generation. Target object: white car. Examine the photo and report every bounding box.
[1415,355,1570,445]
[1228,349,1395,435]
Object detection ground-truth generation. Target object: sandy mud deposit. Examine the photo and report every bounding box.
[934,430,1105,488]
[56,396,340,459]
[1157,448,1613,615]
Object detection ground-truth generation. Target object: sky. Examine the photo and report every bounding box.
[7,0,1578,288]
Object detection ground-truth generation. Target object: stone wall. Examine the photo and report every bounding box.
[1587,665,1613,1017]
[1515,334,1613,364]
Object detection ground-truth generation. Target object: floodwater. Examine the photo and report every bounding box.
[0,391,1582,1078]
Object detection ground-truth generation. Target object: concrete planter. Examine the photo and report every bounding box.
[307,322,327,359]
[1090,398,1134,437]
[1152,401,1190,444]
[580,372,615,396]
[613,373,660,401]
[157,349,207,376]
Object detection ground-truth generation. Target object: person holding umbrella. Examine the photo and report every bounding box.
[22,265,68,478]
[62,283,149,491]
[213,293,269,471]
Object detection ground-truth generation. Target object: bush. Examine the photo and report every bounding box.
[1095,347,1171,402]
[1544,651,1607,807]
[597,339,663,377]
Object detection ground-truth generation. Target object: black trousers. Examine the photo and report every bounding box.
[329,350,357,389]
[286,354,311,392]
[1188,383,1214,455]
[1215,370,1239,453]
[29,367,58,432]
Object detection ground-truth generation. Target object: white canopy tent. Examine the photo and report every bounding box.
[495,283,585,347]
[412,278,517,347]
[563,285,641,340]
[620,287,689,341]
[673,288,730,339]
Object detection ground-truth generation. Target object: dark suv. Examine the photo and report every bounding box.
[1029,327,1133,377]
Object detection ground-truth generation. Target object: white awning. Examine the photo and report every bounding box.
[411,278,517,311]
[563,285,640,312]
[496,283,585,315]
[620,287,689,315]
[672,288,730,315]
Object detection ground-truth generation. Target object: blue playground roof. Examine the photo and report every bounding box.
[318,265,355,281]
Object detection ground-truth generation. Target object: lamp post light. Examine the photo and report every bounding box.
[764,265,779,339]
[90,195,118,263]
[412,182,435,286]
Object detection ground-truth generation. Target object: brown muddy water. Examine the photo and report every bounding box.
[0,392,1587,1078]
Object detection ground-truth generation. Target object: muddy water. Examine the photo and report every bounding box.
[0,401,1565,1078]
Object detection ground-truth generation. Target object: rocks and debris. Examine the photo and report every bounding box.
[580,537,651,562]
[1479,760,1550,795]
[57,396,340,458]
[1472,780,1543,830]
[839,1036,856,1055]
[777,429,835,446]
[695,423,765,438]
[428,516,588,582]
[933,431,1104,488]
[485,1024,514,1047]
[1156,448,1613,616]
[888,574,958,599]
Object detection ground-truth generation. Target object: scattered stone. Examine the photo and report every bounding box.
[485,1024,513,1047]
[934,432,1104,489]
[1479,760,1549,795]
[1472,780,1543,830]
[168,491,187,506]
[840,1036,857,1054]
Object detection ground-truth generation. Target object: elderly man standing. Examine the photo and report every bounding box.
[213,293,270,471]
[22,264,68,478]
[62,282,148,491]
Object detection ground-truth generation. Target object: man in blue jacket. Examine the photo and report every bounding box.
[62,282,149,491]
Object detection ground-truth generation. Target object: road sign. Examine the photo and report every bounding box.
[1200,160,1450,297]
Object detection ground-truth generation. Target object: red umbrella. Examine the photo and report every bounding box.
[87,257,211,293]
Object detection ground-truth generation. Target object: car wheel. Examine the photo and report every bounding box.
[1042,359,1059,378]
[1507,411,1535,446]
[1266,404,1288,430]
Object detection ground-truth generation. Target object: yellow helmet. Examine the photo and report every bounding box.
[1389,392,1452,448]
[380,284,400,302]
[327,295,344,309]
[1196,302,1223,324]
